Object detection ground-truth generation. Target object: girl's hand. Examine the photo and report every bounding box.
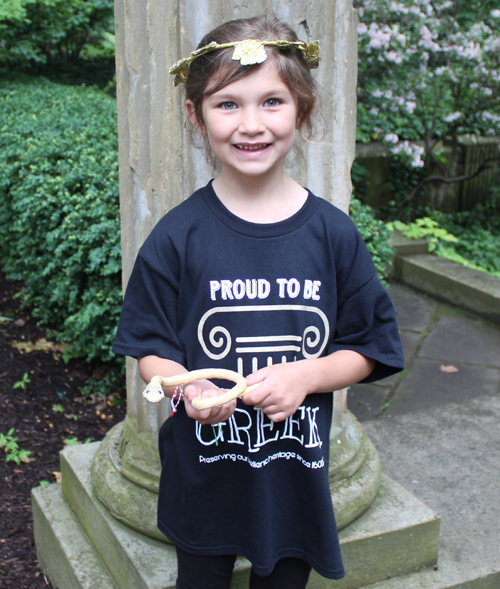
[242,363,311,423]
[242,352,376,422]
[183,379,237,425]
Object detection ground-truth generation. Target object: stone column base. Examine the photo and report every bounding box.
[32,442,440,589]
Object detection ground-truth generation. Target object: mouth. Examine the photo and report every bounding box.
[234,143,270,151]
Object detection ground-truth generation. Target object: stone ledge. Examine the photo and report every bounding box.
[389,231,429,258]
[393,253,500,325]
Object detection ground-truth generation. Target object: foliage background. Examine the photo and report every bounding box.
[355,0,500,212]
[356,0,500,144]
[0,0,499,377]
[0,0,115,68]
[0,76,121,369]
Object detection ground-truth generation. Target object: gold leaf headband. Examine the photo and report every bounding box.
[169,38,321,86]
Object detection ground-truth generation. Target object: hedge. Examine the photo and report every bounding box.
[0,75,121,364]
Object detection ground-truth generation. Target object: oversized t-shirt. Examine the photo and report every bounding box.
[113,181,404,579]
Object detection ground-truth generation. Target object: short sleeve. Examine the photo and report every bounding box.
[112,234,186,364]
[327,217,404,382]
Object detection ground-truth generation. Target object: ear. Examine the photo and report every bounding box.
[186,100,206,135]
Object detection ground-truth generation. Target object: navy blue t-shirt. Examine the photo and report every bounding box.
[113,181,404,579]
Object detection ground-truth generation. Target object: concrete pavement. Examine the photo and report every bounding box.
[349,281,500,587]
[350,281,500,421]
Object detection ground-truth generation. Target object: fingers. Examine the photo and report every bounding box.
[241,383,270,407]
[245,366,271,387]
[184,384,236,425]
[197,396,235,424]
[243,366,306,421]
[263,410,288,423]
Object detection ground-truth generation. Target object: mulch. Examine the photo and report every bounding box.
[0,269,127,588]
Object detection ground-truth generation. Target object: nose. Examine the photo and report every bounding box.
[238,107,265,136]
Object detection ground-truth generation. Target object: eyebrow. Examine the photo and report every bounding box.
[209,88,291,101]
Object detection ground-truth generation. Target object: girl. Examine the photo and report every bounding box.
[113,13,404,589]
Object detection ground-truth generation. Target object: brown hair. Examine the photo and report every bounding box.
[185,14,319,159]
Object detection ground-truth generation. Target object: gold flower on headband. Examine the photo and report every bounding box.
[169,38,321,86]
[231,39,268,65]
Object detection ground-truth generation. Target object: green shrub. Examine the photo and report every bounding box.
[0,75,122,365]
[0,0,115,69]
[350,196,394,284]
[432,191,500,278]
[388,189,500,279]
[350,159,395,282]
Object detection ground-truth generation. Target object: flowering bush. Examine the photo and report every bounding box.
[356,0,500,210]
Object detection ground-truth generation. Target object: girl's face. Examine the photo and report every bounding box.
[187,60,299,182]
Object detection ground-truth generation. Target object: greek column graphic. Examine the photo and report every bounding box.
[197,305,330,374]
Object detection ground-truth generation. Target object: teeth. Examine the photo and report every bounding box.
[236,144,268,150]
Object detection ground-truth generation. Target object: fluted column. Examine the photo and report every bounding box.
[90,0,378,540]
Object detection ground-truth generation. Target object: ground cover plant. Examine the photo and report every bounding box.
[392,186,500,278]
[435,191,500,277]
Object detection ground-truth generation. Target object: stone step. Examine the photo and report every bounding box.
[32,483,119,589]
[389,231,429,258]
[59,442,250,589]
[32,442,440,589]
[331,477,439,589]
[363,568,500,589]
[394,253,500,325]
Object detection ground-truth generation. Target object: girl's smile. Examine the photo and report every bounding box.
[234,143,270,151]
[187,60,299,182]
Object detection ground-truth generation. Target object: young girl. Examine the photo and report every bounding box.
[113,13,404,589]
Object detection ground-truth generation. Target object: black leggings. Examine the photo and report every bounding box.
[175,546,312,589]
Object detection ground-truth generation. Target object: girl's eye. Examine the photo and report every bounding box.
[264,98,281,107]
[220,101,237,110]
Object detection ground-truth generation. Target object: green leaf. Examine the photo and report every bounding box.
[63,437,79,446]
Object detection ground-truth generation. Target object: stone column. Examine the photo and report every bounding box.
[117,0,358,435]
[92,0,381,538]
